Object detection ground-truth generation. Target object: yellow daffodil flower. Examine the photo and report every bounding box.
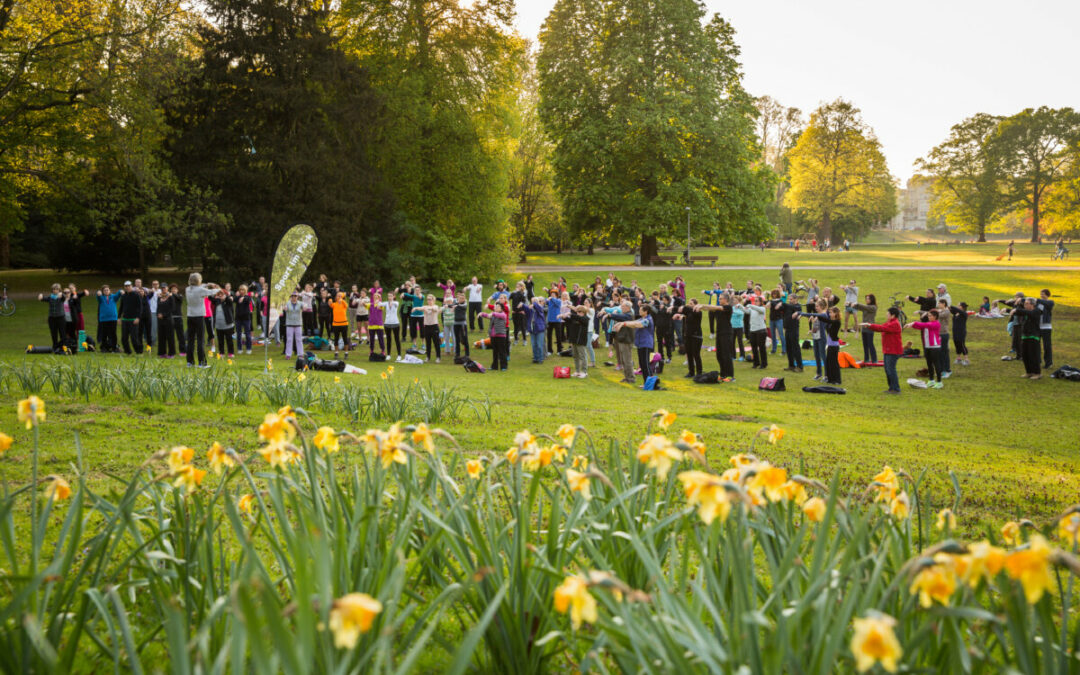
[412,423,434,453]
[17,396,46,430]
[909,563,957,608]
[958,540,1006,588]
[654,409,677,430]
[729,453,754,468]
[850,613,902,673]
[238,494,255,514]
[557,424,576,447]
[0,431,12,454]
[766,424,784,444]
[802,497,827,522]
[677,470,732,525]
[172,465,207,492]
[466,459,484,479]
[572,455,589,471]
[167,446,195,474]
[334,376,341,383]
[1005,534,1055,604]
[553,575,597,629]
[567,469,591,500]
[206,442,235,474]
[297,372,306,382]
[678,430,706,454]
[386,366,394,375]
[1001,521,1020,546]
[328,593,382,649]
[45,475,72,501]
[889,492,910,520]
[749,464,788,502]
[780,480,808,505]
[380,372,388,380]
[872,465,900,503]
[935,508,956,531]
[637,434,684,481]
[1058,513,1080,546]
[313,427,341,454]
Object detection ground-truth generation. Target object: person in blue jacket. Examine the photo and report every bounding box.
[523,296,547,363]
[545,290,563,355]
[96,284,122,352]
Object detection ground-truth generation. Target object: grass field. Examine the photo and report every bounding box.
[1,259,1078,532]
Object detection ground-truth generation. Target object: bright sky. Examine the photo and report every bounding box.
[515,0,1080,183]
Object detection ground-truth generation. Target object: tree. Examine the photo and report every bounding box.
[756,96,803,236]
[1042,144,1080,239]
[507,46,562,260]
[538,0,773,264]
[917,113,1008,242]
[338,0,522,280]
[168,0,401,280]
[784,99,895,242]
[995,106,1080,242]
[0,0,187,266]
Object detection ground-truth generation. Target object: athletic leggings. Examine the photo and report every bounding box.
[785,328,801,369]
[385,324,402,356]
[454,324,470,357]
[47,316,65,350]
[512,313,525,341]
[923,347,940,382]
[423,324,441,359]
[330,325,348,350]
[685,336,703,376]
[318,315,331,339]
[368,327,385,353]
[953,328,968,356]
[158,319,176,356]
[547,322,564,353]
[715,332,734,379]
[1021,338,1041,375]
[750,329,767,368]
[733,327,745,359]
[186,317,206,365]
[409,316,422,341]
[825,345,841,385]
[637,347,653,378]
[235,319,252,351]
[491,335,508,370]
[216,328,235,355]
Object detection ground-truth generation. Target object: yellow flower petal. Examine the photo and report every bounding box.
[328,593,382,649]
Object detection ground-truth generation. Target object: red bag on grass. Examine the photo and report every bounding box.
[553,366,571,379]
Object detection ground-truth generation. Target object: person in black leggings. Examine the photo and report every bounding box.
[949,302,969,366]
[675,298,704,377]
[798,306,842,384]
[701,293,735,381]
[783,295,803,372]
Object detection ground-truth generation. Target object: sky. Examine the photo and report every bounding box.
[514,0,1080,184]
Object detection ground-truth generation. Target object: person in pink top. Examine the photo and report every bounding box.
[203,296,216,352]
[907,310,943,388]
[437,279,456,303]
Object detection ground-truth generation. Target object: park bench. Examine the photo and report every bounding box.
[690,256,718,266]
[648,255,679,266]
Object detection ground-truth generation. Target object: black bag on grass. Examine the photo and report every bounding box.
[1050,365,1080,382]
[693,371,720,384]
[558,348,572,358]
[368,352,387,362]
[802,385,846,394]
[759,377,785,391]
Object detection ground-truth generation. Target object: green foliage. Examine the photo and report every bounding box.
[785,99,897,242]
[538,0,773,256]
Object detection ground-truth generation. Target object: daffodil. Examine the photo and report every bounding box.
[677,471,732,525]
[380,371,388,380]
[872,465,900,503]
[780,480,808,505]
[0,431,12,454]
[207,442,235,474]
[557,424,576,446]
[749,464,788,502]
[334,376,341,383]
[552,444,567,463]
[238,493,256,514]
[729,453,754,468]
[17,396,46,429]
[1058,513,1080,546]
[572,455,589,471]
[1001,521,1020,546]
[378,423,407,468]
[167,446,195,473]
[466,459,484,479]
[766,424,784,444]
[889,492,910,520]
[802,496,827,522]
[257,444,295,469]
[266,359,273,370]
[637,434,684,481]
[655,409,676,430]
[505,446,519,463]
[258,412,296,446]
[412,423,434,452]
[909,563,956,608]
[1005,534,1055,604]
[678,429,706,454]
[172,465,207,492]
[386,366,394,375]
[227,358,233,366]
[936,508,956,532]
[328,593,382,649]
[313,427,341,454]
[553,575,597,629]
[850,613,902,673]
[523,445,555,472]
[958,540,1006,588]
[567,469,591,500]
[45,475,72,501]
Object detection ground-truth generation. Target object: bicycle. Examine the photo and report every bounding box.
[1051,248,1069,261]
[888,293,907,326]
[0,284,14,317]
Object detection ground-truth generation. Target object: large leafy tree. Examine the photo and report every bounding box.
[917,113,1009,242]
[784,99,896,242]
[994,106,1080,242]
[756,96,803,237]
[1041,143,1080,239]
[337,0,521,280]
[538,0,773,263]
[168,0,401,280]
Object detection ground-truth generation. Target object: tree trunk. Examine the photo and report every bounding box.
[640,234,659,265]
[138,246,148,277]
[1030,195,1040,243]
[587,241,594,255]
[0,232,9,268]
[555,239,562,254]
[819,211,832,243]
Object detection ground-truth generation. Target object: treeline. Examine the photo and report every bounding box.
[918,107,1080,242]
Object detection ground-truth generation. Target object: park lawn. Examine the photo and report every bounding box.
[1,265,1078,535]
[518,241,1078,268]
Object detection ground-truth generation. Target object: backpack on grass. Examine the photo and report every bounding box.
[463,358,485,373]
[758,377,785,391]
[693,371,720,384]
[642,375,663,391]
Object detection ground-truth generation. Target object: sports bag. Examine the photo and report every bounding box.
[553,366,571,379]
[453,355,468,365]
[368,352,387,362]
[642,375,662,391]
[758,377,786,391]
[802,385,846,394]
[693,371,720,384]
[558,348,572,358]
[464,358,486,373]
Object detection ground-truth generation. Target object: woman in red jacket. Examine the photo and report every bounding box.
[862,306,904,394]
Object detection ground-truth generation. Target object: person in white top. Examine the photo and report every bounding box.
[184,272,222,368]
[465,277,484,331]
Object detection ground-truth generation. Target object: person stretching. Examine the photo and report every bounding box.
[862,307,903,394]
[907,310,943,389]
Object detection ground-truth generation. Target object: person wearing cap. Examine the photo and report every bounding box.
[283,291,304,359]
[118,281,145,355]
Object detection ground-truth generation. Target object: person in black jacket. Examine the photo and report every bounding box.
[1010,298,1044,378]
[782,293,803,372]
[64,284,90,343]
[510,282,527,345]
[118,282,144,354]
[234,285,256,355]
[565,304,591,377]
[907,289,937,313]
[949,302,970,366]
[1037,289,1055,368]
[211,290,236,357]
[700,294,735,381]
[673,298,704,378]
[37,283,68,351]
[156,287,179,358]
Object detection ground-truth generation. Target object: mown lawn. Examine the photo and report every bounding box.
[1,264,1078,534]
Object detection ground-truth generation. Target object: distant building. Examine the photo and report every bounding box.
[888,176,937,231]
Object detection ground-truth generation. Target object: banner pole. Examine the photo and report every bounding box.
[264,271,271,374]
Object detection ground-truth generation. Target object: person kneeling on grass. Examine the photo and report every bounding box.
[564,304,591,378]
[861,306,904,394]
